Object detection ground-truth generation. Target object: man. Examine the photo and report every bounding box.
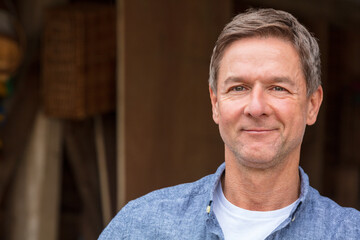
[99,8,360,239]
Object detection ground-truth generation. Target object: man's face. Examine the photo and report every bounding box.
[210,37,322,169]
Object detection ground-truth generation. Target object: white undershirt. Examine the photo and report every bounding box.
[213,180,298,240]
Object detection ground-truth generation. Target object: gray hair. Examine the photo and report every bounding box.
[209,8,321,96]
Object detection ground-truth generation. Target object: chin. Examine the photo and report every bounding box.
[234,151,281,170]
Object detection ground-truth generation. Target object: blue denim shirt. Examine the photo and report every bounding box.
[99,163,360,239]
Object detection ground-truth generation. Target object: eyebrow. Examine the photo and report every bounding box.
[223,76,295,87]
[223,76,245,86]
[271,76,296,86]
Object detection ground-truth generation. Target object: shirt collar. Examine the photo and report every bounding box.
[207,162,310,214]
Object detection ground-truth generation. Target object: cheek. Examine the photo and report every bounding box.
[218,100,244,124]
[275,101,308,133]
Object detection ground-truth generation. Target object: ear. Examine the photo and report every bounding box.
[306,86,323,125]
[209,85,219,124]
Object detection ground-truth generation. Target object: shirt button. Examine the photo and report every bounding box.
[291,216,296,222]
[206,205,211,213]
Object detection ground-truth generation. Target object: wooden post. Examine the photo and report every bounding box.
[95,116,112,225]
[9,111,63,240]
[116,0,126,210]
[64,120,103,239]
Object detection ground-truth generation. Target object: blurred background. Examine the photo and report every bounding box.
[0,0,359,239]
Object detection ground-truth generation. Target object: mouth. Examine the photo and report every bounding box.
[241,128,277,133]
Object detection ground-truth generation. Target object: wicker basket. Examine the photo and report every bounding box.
[42,3,116,119]
[0,34,22,83]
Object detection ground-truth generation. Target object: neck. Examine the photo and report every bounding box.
[222,151,300,211]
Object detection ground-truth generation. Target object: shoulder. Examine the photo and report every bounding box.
[98,174,215,239]
[120,173,213,219]
[304,187,360,237]
[307,187,360,219]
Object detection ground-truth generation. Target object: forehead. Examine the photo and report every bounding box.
[218,36,304,83]
[221,36,300,66]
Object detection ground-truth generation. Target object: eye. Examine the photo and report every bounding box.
[231,86,246,92]
[272,86,287,92]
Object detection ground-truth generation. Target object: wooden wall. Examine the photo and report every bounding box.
[118,0,232,205]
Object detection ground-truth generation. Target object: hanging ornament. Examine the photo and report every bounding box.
[0,5,25,151]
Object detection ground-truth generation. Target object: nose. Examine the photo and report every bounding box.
[243,87,270,118]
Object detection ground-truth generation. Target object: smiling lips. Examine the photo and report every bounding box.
[242,128,277,133]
